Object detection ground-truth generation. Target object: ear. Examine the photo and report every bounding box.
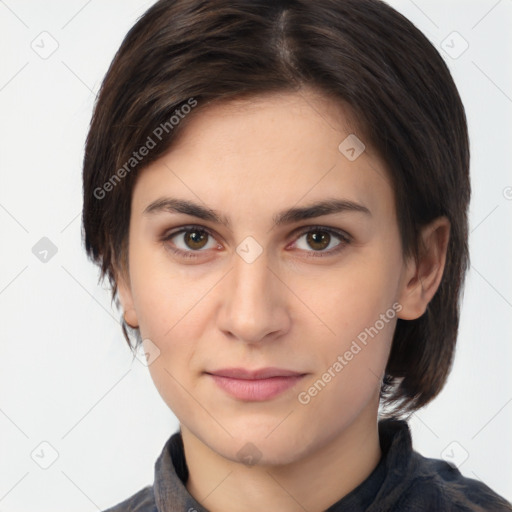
[116,266,139,329]
[396,216,450,320]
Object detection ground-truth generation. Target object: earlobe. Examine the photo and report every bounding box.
[123,309,139,329]
[116,269,139,329]
[397,216,450,321]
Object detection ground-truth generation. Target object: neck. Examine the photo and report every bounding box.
[181,407,382,512]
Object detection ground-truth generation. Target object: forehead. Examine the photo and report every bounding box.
[172,89,362,154]
[131,90,394,220]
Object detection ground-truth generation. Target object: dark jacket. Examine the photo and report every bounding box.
[103,419,512,511]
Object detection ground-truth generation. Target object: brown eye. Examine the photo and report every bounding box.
[162,226,218,257]
[293,226,351,257]
[306,230,331,251]
[183,229,209,250]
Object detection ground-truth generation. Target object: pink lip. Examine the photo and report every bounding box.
[206,367,306,401]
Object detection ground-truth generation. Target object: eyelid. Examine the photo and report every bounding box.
[291,224,352,242]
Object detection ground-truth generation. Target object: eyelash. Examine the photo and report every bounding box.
[160,224,352,260]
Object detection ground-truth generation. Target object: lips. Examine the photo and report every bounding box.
[205,367,307,401]
[207,367,304,379]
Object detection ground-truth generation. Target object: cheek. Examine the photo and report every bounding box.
[140,300,208,422]
[292,251,400,403]
[128,242,206,338]
[146,359,204,428]
[296,304,396,425]
[129,245,213,379]
[297,255,400,342]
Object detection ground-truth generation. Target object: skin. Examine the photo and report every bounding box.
[116,88,450,512]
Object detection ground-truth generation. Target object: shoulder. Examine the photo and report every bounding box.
[376,419,512,511]
[102,485,156,512]
[399,452,512,511]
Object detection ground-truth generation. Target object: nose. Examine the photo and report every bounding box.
[217,247,291,344]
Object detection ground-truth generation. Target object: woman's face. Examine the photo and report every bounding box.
[118,90,415,465]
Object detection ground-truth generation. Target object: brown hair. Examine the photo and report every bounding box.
[82,0,470,418]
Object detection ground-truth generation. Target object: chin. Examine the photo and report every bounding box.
[207,424,313,468]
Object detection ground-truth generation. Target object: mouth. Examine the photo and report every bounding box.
[205,367,307,401]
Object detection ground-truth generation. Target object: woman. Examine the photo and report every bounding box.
[82,0,512,510]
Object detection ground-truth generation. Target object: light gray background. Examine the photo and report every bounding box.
[0,0,511,510]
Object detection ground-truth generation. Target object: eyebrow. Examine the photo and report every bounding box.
[143,197,371,228]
